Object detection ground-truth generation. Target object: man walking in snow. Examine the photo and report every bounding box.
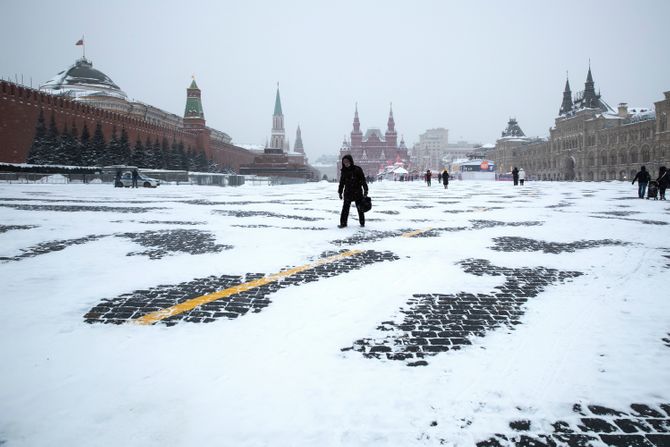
[338,154,368,228]
[632,166,651,199]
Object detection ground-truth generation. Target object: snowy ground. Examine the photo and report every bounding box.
[0,180,669,447]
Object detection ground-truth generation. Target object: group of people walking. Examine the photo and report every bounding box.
[512,167,526,186]
[632,165,668,200]
[424,169,450,189]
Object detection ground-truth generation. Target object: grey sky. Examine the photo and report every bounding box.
[2,0,668,160]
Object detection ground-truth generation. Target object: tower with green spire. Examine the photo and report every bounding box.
[270,83,285,150]
[184,77,206,130]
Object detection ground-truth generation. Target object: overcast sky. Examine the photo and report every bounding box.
[3,0,669,160]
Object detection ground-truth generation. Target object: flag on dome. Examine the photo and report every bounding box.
[75,37,84,46]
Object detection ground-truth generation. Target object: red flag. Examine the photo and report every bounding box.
[75,37,84,46]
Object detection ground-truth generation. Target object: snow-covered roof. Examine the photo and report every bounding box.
[363,128,384,142]
[40,57,127,100]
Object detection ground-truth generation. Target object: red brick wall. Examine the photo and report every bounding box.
[0,80,253,170]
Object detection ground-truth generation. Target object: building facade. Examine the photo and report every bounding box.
[338,104,410,178]
[411,127,449,171]
[492,68,670,181]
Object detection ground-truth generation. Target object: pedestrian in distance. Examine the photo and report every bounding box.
[656,166,668,200]
[512,166,519,186]
[442,168,449,189]
[338,154,368,228]
[426,169,432,186]
[519,168,526,186]
[632,165,651,199]
[437,171,442,183]
[115,169,122,188]
[131,169,139,188]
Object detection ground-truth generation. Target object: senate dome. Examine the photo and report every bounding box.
[40,57,127,100]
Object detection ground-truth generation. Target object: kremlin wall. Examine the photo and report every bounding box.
[0,57,315,178]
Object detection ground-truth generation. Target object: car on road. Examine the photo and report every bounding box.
[115,171,160,188]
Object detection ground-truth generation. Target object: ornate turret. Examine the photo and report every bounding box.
[351,103,363,147]
[385,103,397,148]
[559,75,573,115]
[501,118,526,138]
[184,77,206,130]
[270,83,285,150]
[294,125,304,154]
[582,65,598,109]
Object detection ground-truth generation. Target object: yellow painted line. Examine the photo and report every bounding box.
[133,249,363,325]
[401,227,433,238]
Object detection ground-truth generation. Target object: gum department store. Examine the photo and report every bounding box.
[493,67,670,181]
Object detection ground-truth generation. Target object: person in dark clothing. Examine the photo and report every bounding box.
[512,167,519,186]
[632,166,651,198]
[425,169,432,186]
[338,154,368,228]
[115,169,122,188]
[657,166,668,200]
[442,169,449,189]
[131,169,139,188]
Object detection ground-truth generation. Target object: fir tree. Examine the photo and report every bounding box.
[195,149,208,172]
[130,138,145,167]
[151,138,162,169]
[143,137,155,169]
[27,108,47,164]
[80,123,92,166]
[178,141,188,170]
[68,121,82,166]
[119,128,131,165]
[91,122,106,166]
[105,127,119,166]
[159,137,170,169]
[43,112,60,164]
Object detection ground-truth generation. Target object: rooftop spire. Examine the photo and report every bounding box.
[274,83,283,116]
[559,72,573,115]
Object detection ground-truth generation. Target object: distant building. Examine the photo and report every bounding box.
[239,85,315,180]
[492,66,670,181]
[411,128,449,171]
[338,104,411,179]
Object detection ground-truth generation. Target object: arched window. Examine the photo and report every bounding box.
[600,152,608,165]
[641,146,650,162]
[618,151,627,164]
[610,153,617,165]
[630,148,638,164]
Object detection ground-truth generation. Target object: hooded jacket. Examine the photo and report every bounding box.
[338,154,368,200]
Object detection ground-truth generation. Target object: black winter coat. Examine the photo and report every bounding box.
[338,165,368,200]
[632,170,651,184]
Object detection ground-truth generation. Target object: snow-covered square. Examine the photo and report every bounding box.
[1,180,669,446]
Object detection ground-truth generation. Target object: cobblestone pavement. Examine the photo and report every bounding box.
[0,203,166,213]
[0,224,36,234]
[490,237,629,254]
[212,209,324,221]
[118,229,232,259]
[1,229,229,262]
[84,249,399,325]
[345,259,582,365]
[0,234,108,262]
[474,403,670,446]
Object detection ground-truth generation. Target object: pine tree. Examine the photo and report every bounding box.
[106,127,119,166]
[69,121,82,166]
[195,149,208,172]
[178,141,188,170]
[119,128,131,165]
[143,137,155,169]
[130,138,145,167]
[151,138,162,169]
[159,137,170,169]
[186,147,197,171]
[91,122,106,166]
[27,108,47,164]
[43,112,60,164]
[80,123,92,166]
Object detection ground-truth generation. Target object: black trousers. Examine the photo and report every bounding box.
[340,197,365,226]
